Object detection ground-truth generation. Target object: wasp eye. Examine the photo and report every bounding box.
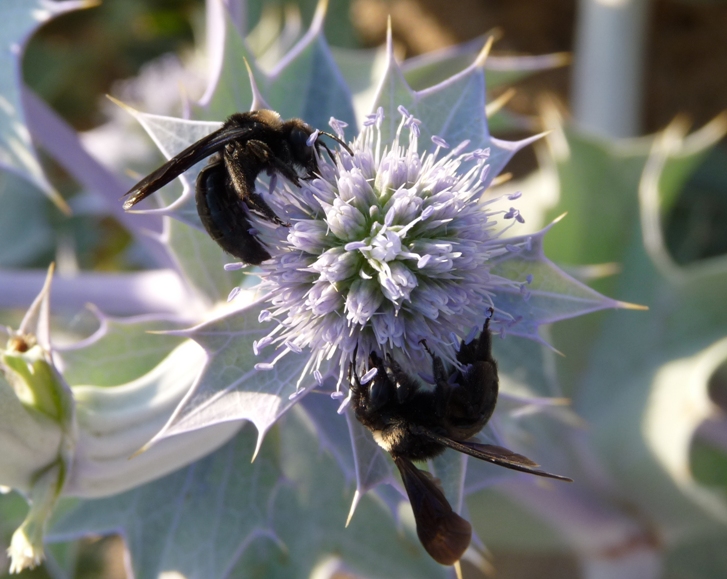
[289,128,307,151]
[368,379,391,410]
[289,127,316,166]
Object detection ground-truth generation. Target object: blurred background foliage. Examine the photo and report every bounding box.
[18,0,727,274]
[6,0,727,577]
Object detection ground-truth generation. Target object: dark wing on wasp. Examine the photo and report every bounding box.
[411,425,573,482]
[394,456,472,566]
[122,124,259,209]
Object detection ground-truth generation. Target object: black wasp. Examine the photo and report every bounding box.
[123,109,351,265]
[349,309,571,566]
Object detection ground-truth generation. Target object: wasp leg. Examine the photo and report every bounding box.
[248,139,304,186]
[445,313,499,439]
[224,140,288,226]
[420,340,453,420]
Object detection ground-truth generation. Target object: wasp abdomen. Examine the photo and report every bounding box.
[196,159,271,265]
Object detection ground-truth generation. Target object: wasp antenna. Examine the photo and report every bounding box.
[317,140,336,164]
[419,338,434,357]
[485,307,494,330]
[349,344,360,383]
[318,130,353,156]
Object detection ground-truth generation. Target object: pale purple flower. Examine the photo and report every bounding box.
[235,109,532,387]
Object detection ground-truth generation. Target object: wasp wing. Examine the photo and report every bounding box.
[411,426,572,482]
[394,456,472,566]
[122,125,258,209]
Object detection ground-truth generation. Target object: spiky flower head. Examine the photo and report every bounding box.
[237,106,532,395]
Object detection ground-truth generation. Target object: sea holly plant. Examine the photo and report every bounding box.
[0,0,662,578]
[462,106,727,578]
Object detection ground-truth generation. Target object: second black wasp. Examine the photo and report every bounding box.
[349,310,572,566]
[123,109,351,265]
